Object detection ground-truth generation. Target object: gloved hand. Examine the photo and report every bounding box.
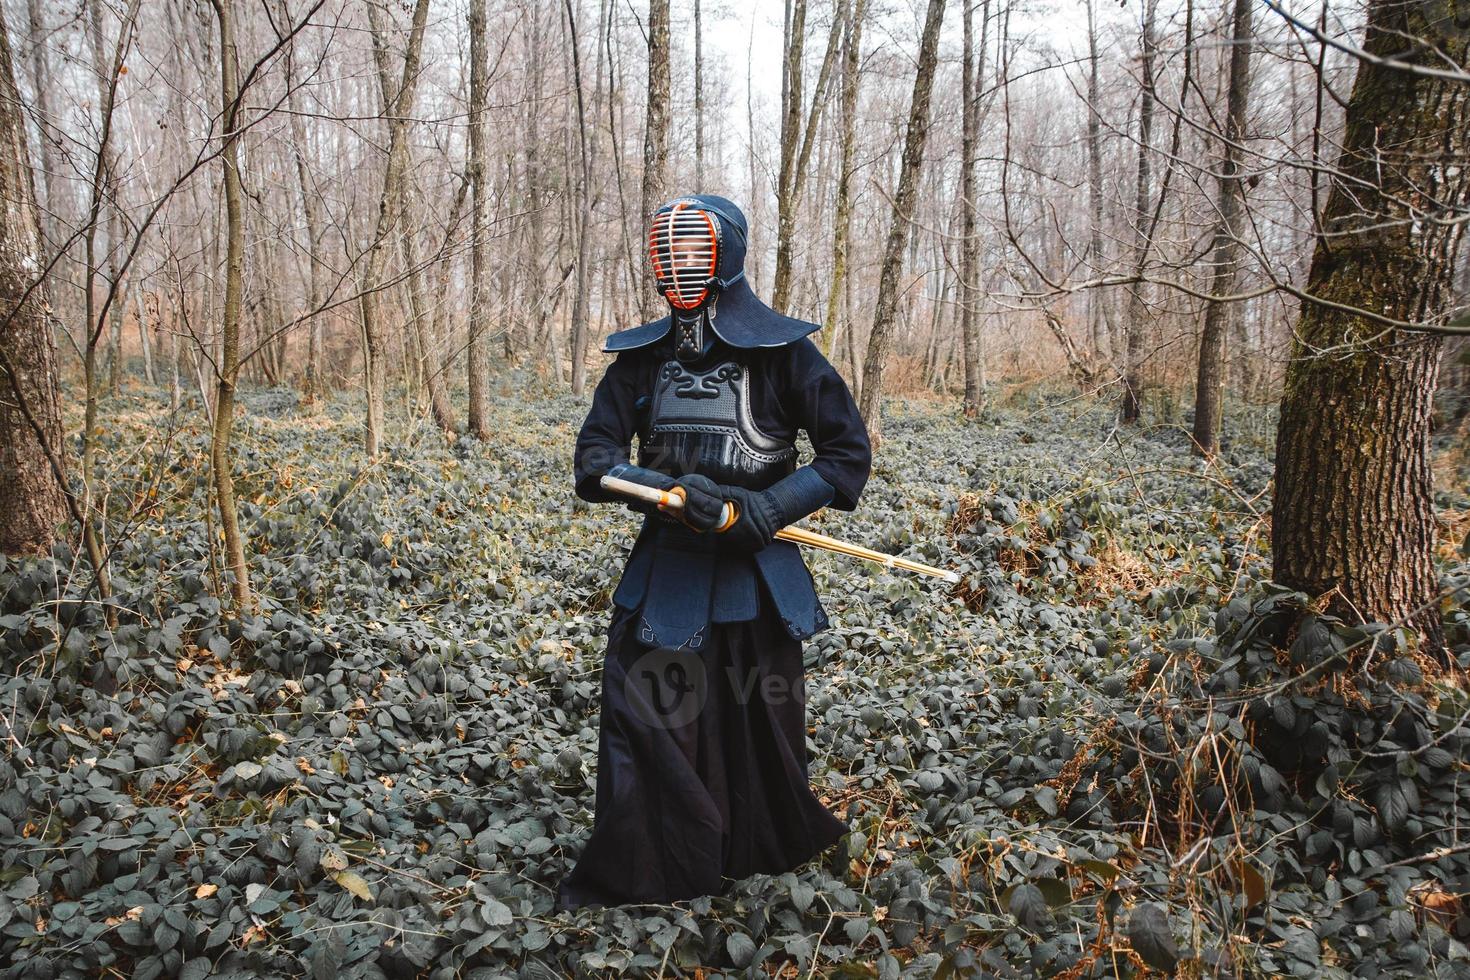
[713,467,835,555]
[716,485,782,554]
[664,474,726,532]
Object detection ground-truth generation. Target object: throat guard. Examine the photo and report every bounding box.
[637,358,797,490]
[672,309,713,362]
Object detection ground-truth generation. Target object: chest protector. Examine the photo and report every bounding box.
[637,357,796,490]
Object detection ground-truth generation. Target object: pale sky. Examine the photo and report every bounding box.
[700,0,1117,153]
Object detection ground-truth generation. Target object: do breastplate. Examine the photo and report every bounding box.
[637,358,797,490]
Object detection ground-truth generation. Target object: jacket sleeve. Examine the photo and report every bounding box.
[780,338,872,511]
[573,351,648,504]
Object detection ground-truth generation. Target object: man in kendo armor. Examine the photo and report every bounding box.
[556,194,872,910]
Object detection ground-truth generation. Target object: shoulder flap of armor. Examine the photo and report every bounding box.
[602,316,672,353]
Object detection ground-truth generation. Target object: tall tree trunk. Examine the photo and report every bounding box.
[1120,0,1157,424]
[398,177,457,435]
[518,2,547,362]
[1084,0,1107,359]
[773,0,842,312]
[88,0,130,401]
[744,14,763,291]
[1191,0,1253,456]
[23,0,61,278]
[280,5,327,406]
[81,0,136,491]
[0,17,66,557]
[467,0,492,437]
[208,0,251,611]
[565,0,594,395]
[959,0,987,417]
[694,0,705,188]
[1273,0,1470,659]
[823,0,866,363]
[75,0,137,605]
[360,0,432,456]
[857,0,946,449]
[773,0,806,309]
[638,0,669,321]
[604,5,637,333]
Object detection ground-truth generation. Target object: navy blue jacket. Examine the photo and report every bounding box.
[574,335,871,650]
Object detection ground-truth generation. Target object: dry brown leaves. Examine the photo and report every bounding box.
[1076,539,1165,606]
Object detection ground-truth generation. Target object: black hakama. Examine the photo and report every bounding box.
[554,582,848,910]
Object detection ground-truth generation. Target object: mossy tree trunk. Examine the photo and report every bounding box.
[1272,0,1470,658]
[0,16,66,557]
[821,0,866,373]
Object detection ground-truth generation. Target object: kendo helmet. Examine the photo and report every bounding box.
[602,194,818,355]
[646,195,748,312]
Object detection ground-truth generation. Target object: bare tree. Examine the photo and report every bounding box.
[857,0,947,448]
[1120,0,1158,424]
[566,0,594,395]
[638,0,670,322]
[821,0,866,377]
[772,0,842,312]
[208,0,252,610]
[694,0,705,189]
[279,1,328,407]
[1191,0,1253,455]
[359,0,432,456]
[78,0,141,498]
[468,0,492,437]
[1083,0,1106,359]
[22,0,61,264]
[959,0,988,417]
[398,165,457,436]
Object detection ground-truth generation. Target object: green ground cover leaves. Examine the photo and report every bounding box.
[0,383,1467,977]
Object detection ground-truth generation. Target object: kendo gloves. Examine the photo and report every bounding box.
[603,463,836,549]
[716,467,835,555]
[665,474,726,532]
[604,464,727,533]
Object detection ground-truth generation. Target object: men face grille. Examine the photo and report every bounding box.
[648,204,718,310]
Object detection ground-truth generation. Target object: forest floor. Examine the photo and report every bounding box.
[1,378,1468,978]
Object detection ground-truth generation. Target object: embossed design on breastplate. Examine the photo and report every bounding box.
[637,359,797,489]
[671,362,739,399]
